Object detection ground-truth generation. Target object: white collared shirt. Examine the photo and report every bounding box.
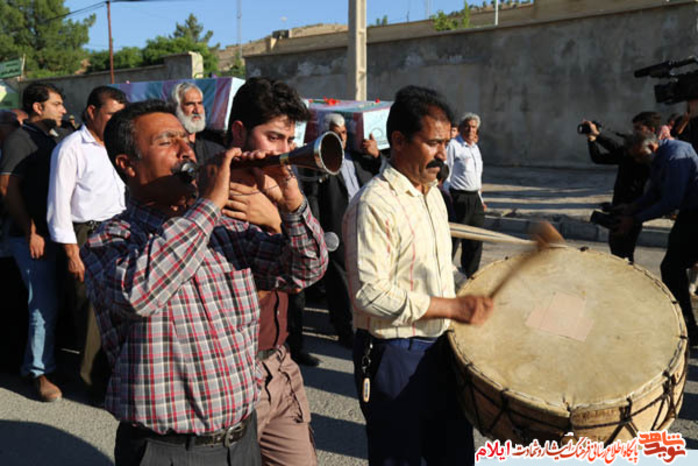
[343,163,454,339]
[47,125,126,244]
[445,135,483,192]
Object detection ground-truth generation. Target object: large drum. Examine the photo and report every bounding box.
[449,247,688,445]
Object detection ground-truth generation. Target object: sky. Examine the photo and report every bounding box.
[64,0,477,52]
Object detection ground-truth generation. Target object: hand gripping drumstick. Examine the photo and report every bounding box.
[488,221,565,299]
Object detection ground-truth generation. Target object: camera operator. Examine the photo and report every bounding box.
[672,100,698,152]
[615,132,698,344]
[580,112,664,261]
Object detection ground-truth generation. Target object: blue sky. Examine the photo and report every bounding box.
[64,0,475,51]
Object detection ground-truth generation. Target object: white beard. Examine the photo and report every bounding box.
[176,105,206,134]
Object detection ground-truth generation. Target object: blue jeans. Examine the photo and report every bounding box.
[9,236,59,377]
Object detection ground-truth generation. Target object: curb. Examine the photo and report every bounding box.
[484,215,669,249]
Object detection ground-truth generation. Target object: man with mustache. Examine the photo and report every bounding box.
[344,86,493,465]
[81,99,327,465]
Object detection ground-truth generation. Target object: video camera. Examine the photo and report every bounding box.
[634,56,698,105]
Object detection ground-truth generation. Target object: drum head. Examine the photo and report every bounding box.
[451,247,686,416]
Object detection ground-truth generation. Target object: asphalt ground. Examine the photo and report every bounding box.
[1,237,696,465]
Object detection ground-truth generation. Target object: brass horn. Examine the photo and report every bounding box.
[230,131,343,175]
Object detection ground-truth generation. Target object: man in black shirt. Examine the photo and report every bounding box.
[0,82,69,402]
[582,112,662,261]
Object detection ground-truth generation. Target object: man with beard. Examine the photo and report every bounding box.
[0,82,68,402]
[170,82,225,165]
[46,86,128,403]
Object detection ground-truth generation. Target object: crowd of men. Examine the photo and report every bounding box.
[0,75,697,466]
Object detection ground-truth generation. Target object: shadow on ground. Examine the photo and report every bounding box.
[312,413,367,460]
[0,420,112,466]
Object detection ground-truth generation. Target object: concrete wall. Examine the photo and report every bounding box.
[246,1,697,167]
[17,52,203,120]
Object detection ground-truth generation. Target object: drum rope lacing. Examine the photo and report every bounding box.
[454,340,688,445]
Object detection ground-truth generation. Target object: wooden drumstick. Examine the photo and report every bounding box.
[449,222,535,246]
[489,221,565,298]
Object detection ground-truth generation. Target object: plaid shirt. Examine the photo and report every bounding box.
[82,197,327,434]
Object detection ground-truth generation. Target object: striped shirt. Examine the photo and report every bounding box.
[343,163,454,339]
[82,197,327,434]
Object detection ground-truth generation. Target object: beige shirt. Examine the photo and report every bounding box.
[343,163,454,339]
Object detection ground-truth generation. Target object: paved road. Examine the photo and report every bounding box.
[0,239,696,465]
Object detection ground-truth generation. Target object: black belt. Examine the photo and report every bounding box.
[123,415,252,448]
[73,220,102,234]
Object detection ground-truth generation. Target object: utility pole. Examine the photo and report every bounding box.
[347,0,366,100]
[494,0,499,26]
[107,0,115,84]
[237,0,242,62]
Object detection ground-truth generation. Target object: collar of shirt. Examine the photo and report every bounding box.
[124,197,173,233]
[23,121,57,139]
[455,134,477,149]
[77,124,102,147]
[383,162,437,197]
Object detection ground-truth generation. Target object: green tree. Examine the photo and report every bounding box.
[88,46,144,73]
[142,14,219,76]
[0,0,95,78]
[431,1,471,31]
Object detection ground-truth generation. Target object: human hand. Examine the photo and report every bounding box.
[612,216,635,236]
[28,232,45,259]
[199,148,240,210]
[451,295,494,325]
[68,254,85,282]
[361,134,380,158]
[223,180,282,233]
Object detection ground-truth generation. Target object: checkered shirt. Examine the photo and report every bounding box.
[82,197,327,434]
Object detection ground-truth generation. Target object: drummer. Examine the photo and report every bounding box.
[342,85,494,465]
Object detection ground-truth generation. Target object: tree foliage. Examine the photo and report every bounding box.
[431,1,471,31]
[143,14,219,76]
[0,0,94,78]
[88,47,144,73]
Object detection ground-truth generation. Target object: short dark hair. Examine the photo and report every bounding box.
[228,77,310,135]
[22,82,65,115]
[86,86,128,110]
[386,85,454,147]
[632,111,662,131]
[104,99,174,180]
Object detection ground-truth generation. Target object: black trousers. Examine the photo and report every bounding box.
[323,249,353,336]
[69,222,110,399]
[286,291,306,354]
[450,190,485,277]
[660,210,698,340]
[353,331,474,465]
[608,222,643,262]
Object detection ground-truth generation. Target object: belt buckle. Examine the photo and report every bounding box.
[222,421,245,448]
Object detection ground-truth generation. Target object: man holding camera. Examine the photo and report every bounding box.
[617,132,698,344]
[581,112,663,261]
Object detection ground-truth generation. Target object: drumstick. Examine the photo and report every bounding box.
[449,222,535,246]
[489,221,565,299]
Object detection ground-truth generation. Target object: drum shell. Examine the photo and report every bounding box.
[449,247,688,445]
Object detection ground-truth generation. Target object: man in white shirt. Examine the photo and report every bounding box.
[446,113,485,277]
[47,85,127,401]
[343,85,493,465]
